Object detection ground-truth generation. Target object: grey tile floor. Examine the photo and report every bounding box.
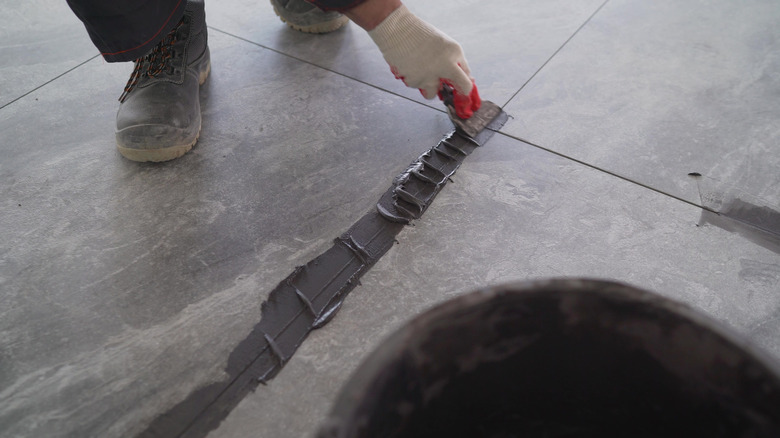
[1,0,778,437]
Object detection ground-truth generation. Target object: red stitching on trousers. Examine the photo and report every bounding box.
[100,0,185,58]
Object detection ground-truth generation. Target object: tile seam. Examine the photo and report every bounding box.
[0,54,101,111]
[207,26,444,115]
[501,0,611,109]
[495,129,718,214]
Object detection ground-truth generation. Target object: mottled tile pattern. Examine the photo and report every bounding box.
[214,134,780,438]
[206,0,606,108]
[1,0,779,437]
[503,0,780,208]
[0,30,454,438]
[0,0,98,107]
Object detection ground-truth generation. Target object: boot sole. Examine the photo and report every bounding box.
[117,58,211,163]
[117,129,200,162]
[271,1,349,34]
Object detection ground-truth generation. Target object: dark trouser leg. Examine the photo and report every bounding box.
[67,0,188,63]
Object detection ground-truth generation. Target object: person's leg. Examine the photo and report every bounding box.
[67,0,188,63]
[68,0,210,162]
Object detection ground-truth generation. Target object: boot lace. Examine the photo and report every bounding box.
[119,20,183,102]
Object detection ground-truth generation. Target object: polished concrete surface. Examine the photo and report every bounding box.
[1,1,779,437]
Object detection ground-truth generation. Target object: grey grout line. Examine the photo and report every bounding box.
[494,129,719,214]
[501,0,610,109]
[0,54,101,111]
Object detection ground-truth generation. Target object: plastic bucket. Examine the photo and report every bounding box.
[318,279,780,437]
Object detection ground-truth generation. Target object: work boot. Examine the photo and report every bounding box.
[270,0,349,34]
[116,0,210,162]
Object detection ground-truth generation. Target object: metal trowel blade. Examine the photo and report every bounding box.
[441,85,503,138]
[446,100,502,138]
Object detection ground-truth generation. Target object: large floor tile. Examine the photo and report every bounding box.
[503,0,780,208]
[212,132,780,437]
[0,30,457,437]
[206,0,605,108]
[0,0,97,107]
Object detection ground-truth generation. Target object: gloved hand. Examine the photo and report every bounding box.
[368,4,481,119]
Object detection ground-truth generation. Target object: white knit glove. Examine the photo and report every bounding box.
[368,5,474,101]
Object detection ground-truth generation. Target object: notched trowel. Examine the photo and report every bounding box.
[440,84,503,138]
